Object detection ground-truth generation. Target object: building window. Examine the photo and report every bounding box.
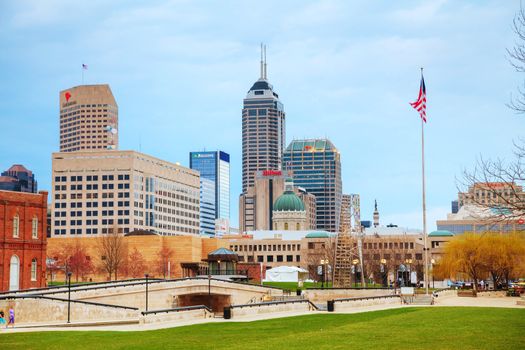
[13,215,19,238]
[31,258,37,281]
[296,223,300,230]
[284,223,289,230]
[32,217,38,239]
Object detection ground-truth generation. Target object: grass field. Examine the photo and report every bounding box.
[3,307,524,350]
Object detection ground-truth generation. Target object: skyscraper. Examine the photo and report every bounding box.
[241,46,286,193]
[0,164,37,193]
[190,151,230,235]
[283,139,342,233]
[59,84,118,152]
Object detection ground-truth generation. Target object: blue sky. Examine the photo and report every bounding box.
[0,1,523,231]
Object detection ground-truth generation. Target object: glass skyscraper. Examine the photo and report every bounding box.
[190,151,230,235]
[241,51,285,193]
[283,139,342,233]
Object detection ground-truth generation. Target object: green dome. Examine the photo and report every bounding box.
[305,231,332,238]
[273,191,305,211]
[429,230,454,237]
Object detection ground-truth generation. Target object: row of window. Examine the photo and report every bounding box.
[10,216,39,239]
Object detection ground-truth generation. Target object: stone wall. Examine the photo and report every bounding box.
[303,288,395,303]
[230,300,313,318]
[140,308,213,324]
[0,297,138,325]
[332,295,401,311]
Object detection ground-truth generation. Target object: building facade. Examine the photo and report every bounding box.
[283,139,342,233]
[272,181,308,231]
[59,84,118,152]
[458,182,525,209]
[0,164,37,193]
[239,170,316,232]
[189,151,230,235]
[0,190,48,291]
[51,150,200,237]
[241,55,285,193]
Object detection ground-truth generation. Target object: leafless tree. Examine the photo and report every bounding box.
[459,140,524,223]
[97,227,126,280]
[507,4,525,113]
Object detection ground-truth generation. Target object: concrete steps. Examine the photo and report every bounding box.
[411,295,433,305]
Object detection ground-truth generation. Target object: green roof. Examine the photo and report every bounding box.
[305,231,332,238]
[429,230,454,237]
[273,191,305,211]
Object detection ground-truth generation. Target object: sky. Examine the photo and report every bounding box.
[0,0,523,231]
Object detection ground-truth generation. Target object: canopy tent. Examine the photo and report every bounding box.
[263,266,309,282]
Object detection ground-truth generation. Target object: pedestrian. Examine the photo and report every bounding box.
[6,308,14,328]
[480,280,485,291]
[0,311,5,326]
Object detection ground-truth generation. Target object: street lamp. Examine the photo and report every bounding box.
[217,260,221,275]
[352,259,359,288]
[320,259,327,288]
[144,273,149,312]
[430,259,435,289]
[380,258,387,287]
[208,273,212,310]
[67,271,72,323]
[405,258,413,287]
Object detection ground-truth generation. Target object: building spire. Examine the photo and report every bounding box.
[373,199,380,228]
[264,44,267,80]
[260,43,264,79]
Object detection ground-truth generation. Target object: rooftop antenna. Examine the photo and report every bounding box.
[264,45,268,80]
[260,43,264,79]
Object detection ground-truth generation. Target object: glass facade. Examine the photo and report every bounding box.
[283,139,342,233]
[190,151,230,235]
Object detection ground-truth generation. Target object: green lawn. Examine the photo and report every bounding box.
[3,307,524,349]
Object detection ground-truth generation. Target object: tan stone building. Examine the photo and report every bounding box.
[47,233,227,282]
[458,182,525,208]
[51,150,200,237]
[59,84,118,152]
[239,171,316,232]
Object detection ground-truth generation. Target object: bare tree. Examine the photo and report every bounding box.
[156,238,174,279]
[507,4,525,113]
[306,236,338,282]
[97,227,126,281]
[128,247,147,278]
[459,140,524,223]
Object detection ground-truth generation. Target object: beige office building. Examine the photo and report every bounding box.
[51,150,200,237]
[59,84,118,152]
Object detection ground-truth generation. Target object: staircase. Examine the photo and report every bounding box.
[410,294,434,305]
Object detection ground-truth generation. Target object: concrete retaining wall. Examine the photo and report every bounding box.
[0,298,138,325]
[230,300,313,318]
[304,288,394,303]
[140,308,213,324]
[333,296,401,311]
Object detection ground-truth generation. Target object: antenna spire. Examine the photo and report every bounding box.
[263,45,267,79]
[260,43,264,79]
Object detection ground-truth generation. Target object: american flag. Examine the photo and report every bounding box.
[82,64,88,70]
[410,75,426,123]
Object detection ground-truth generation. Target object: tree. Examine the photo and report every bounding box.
[436,234,487,292]
[49,239,93,282]
[128,247,147,278]
[482,233,525,288]
[156,238,173,279]
[507,4,525,113]
[97,228,126,281]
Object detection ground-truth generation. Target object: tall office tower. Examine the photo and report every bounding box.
[283,139,343,233]
[59,84,118,152]
[51,150,200,237]
[0,164,37,193]
[241,46,286,193]
[189,151,230,235]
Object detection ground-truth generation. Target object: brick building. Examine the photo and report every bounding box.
[0,190,48,291]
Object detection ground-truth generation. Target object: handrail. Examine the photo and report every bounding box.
[306,287,392,290]
[230,299,310,309]
[141,305,211,316]
[0,294,139,311]
[333,294,400,303]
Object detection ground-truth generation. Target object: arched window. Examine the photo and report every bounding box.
[9,255,20,291]
[13,215,19,238]
[32,216,38,239]
[284,223,289,230]
[31,258,37,281]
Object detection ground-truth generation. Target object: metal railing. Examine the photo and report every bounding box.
[141,305,211,316]
[0,294,139,311]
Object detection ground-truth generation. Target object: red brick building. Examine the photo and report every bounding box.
[0,190,48,291]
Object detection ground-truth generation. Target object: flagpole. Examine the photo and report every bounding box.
[420,68,429,296]
[82,65,84,85]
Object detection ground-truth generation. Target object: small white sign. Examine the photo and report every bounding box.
[400,287,415,296]
[317,266,323,275]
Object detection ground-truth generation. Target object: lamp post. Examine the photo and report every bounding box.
[405,258,413,287]
[320,259,327,289]
[380,258,387,287]
[67,271,72,323]
[208,274,211,309]
[217,260,221,276]
[430,259,435,289]
[352,259,359,288]
[144,273,149,312]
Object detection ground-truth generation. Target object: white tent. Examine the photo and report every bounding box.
[263,266,309,282]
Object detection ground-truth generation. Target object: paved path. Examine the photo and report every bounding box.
[3,295,523,334]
